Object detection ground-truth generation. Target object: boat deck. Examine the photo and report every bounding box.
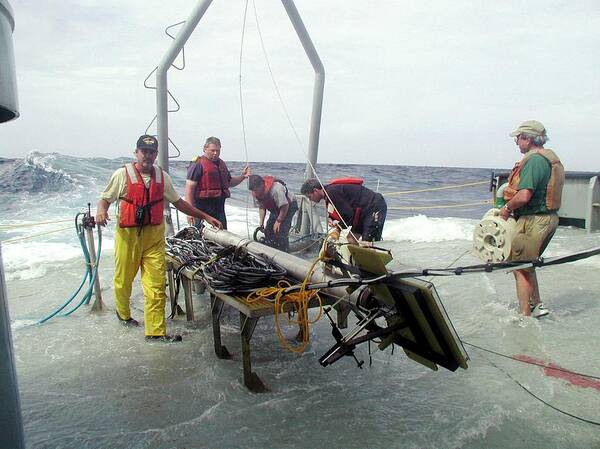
[165,255,349,392]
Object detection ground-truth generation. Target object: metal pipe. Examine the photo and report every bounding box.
[85,226,103,311]
[280,0,325,236]
[0,244,26,449]
[280,0,325,181]
[156,0,213,235]
[202,227,355,302]
[0,2,25,446]
[157,0,213,172]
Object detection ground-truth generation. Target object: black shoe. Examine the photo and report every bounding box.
[145,334,183,343]
[116,312,139,327]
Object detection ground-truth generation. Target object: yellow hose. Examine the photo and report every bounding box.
[0,218,73,230]
[382,180,488,196]
[1,226,73,244]
[388,200,492,210]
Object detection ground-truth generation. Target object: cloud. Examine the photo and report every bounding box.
[2,0,599,171]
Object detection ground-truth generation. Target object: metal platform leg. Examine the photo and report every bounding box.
[167,264,175,304]
[181,277,195,321]
[167,265,186,318]
[240,312,266,392]
[336,302,351,329]
[167,265,177,305]
[210,294,231,359]
[193,280,206,294]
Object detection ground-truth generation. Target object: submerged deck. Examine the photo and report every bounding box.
[166,256,349,391]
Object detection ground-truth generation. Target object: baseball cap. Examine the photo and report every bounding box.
[136,134,158,151]
[509,120,546,137]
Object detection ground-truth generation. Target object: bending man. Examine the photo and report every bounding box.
[499,120,564,318]
[248,174,298,252]
[300,178,387,244]
[96,135,222,342]
[185,136,250,229]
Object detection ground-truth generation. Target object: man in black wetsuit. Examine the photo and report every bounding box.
[300,178,387,244]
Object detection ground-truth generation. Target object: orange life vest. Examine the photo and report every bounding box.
[328,177,364,186]
[119,163,164,228]
[256,176,289,211]
[194,156,231,199]
[326,178,364,227]
[503,148,564,211]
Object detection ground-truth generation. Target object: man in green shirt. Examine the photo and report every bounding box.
[499,120,564,318]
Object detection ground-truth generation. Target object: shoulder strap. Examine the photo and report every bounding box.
[124,163,141,184]
[154,166,163,184]
[537,148,561,164]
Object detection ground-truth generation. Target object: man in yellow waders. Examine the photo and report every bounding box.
[96,135,222,342]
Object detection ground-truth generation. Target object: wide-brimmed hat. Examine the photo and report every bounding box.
[509,120,546,137]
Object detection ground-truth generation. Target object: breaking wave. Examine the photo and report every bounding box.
[0,152,77,193]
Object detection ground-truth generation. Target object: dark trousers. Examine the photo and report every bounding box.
[361,194,387,241]
[194,197,227,230]
[264,201,298,252]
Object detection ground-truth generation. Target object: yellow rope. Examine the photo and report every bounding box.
[1,226,73,244]
[388,200,492,210]
[246,256,326,353]
[0,218,73,230]
[382,180,488,196]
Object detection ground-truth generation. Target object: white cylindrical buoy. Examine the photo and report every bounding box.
[472,208,516,262]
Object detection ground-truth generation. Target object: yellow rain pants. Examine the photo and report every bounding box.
[114,222,166,337]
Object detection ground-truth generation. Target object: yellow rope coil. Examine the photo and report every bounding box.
[246,256,326,353]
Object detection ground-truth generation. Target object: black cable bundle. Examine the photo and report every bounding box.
[165,227,287,294]
[201,251,287,294]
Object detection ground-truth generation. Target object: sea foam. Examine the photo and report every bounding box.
[383,214,476,243]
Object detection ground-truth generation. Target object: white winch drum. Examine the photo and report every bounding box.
[472,208,516,262]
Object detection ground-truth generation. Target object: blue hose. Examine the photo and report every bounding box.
[63,225,102,316]
[36,214,101,324]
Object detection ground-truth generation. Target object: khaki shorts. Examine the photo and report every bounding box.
[510,213,559,270]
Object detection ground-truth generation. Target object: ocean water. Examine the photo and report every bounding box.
[1,152,600,449]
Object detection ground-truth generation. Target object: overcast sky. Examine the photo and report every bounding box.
[2,0,599,170]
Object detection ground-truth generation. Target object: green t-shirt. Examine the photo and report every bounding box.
[517,153,551,216]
